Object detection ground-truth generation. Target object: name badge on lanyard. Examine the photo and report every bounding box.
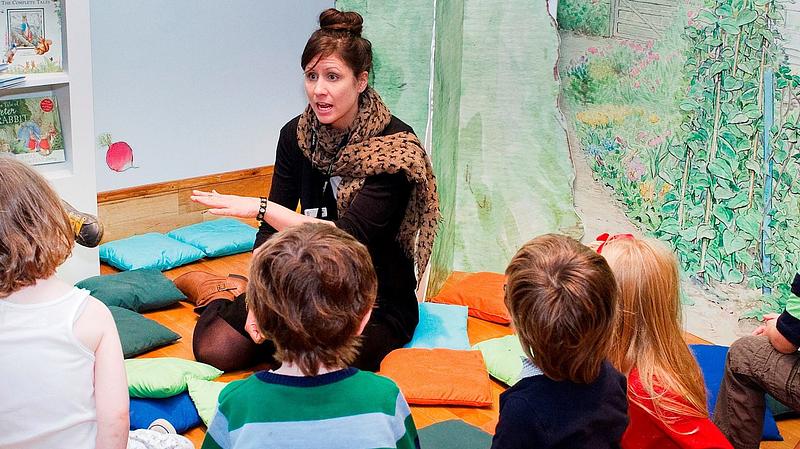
[304,207,328,218]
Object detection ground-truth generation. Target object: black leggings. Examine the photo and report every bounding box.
[192,294,408,372]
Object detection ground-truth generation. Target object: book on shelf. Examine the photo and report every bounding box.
[0,0,63,74]
[0,91,64,165]
[0,74,24,88]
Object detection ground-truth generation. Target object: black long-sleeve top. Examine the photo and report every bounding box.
[491,361,629,449]
[254,115,419,341]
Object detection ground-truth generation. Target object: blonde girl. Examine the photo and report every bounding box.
[600,235,732,449]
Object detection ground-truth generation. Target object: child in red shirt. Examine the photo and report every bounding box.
[600,235,732,449]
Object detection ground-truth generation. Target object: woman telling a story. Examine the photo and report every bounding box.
[185,8,439,373]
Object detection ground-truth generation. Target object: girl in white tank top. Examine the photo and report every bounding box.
[0,158,193,449]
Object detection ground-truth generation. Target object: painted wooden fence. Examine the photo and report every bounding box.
[610,0,680,40]
[782,2,800,72]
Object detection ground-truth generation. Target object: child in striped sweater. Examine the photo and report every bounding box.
[201,223,419,449]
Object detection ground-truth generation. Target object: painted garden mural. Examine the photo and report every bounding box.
[340,0,800,343]
[559,0,800,330]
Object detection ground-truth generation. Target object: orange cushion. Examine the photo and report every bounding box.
[379,348,493,407]
[430,271,510,324]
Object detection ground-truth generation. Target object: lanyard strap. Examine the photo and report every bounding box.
[313,131,351,214]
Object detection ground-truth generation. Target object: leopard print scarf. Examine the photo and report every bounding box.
[297,87,439,283]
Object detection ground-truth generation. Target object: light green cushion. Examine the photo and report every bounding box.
[473,334,526,386]
[109,306,180,358]
[76,269,186,312]
[187,378,228,426]
[125,358,223,399]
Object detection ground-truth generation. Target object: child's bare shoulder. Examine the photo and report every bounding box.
[74,295,115,351]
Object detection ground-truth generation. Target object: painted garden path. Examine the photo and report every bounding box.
[558,30,756,345]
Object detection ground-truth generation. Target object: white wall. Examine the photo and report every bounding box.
[90,0,332,192]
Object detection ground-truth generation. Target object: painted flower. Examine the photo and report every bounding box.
[588,47,598,54]
[639,181,655,201]
[626,157,647,181]
[649,114,660,124]
[587,143,603,156]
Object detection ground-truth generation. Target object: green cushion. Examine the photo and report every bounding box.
[109,306,180,358]
[125,357,223,399]
[767,394,798,418]
[187,378,228,426]
[418,419,493,448]
[473,334,526,386]
[76,269,186,312]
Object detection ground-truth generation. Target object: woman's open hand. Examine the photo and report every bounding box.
[190,189,260,219]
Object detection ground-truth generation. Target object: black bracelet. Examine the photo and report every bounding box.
[256,197,267,222]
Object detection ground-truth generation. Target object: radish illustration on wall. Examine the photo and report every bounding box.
[98,133,135,172]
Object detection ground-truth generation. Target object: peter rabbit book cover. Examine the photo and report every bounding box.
[0,91,64,165]
[0,0,62,73]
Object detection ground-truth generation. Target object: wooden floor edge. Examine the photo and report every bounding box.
[97,166,274,204]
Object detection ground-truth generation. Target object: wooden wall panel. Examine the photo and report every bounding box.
[97,166,272,243]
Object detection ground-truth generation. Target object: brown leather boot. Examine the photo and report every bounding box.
[173,271,248,308]
[62,199,104,248]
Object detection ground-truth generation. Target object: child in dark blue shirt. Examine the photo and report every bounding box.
[492,234,628,449]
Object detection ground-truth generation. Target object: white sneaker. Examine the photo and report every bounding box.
[147,418,176,435]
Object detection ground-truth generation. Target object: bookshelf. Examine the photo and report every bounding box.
[1,0,98,284]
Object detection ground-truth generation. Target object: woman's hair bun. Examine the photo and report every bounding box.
[319,8,363,37]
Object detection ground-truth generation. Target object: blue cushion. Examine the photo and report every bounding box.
[129,391,201,433]
[167,218,257,257]
[689,344,782,441]
[405,302,470,350]
[100,233,205,271]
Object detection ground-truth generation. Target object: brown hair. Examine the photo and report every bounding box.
[0,157,74,298]
[603,237,709,420]
[246,222,377,376]
[301,8,372,76]
[505,234,617,383]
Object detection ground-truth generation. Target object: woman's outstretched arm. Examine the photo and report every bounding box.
[191,189,331,231]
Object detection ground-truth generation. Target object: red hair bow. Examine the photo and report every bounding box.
[595,233,634,254]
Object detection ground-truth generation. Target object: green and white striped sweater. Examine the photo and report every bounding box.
[201,367,420,449]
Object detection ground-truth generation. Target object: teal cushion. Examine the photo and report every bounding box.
[108,306,180,358]
[767,394,798,419]
[473,334,526,386]
[418,419,493,449]
[405,302,470,350]
[76,269,185,312]
[99,233,205,271]
[167,218,257,257]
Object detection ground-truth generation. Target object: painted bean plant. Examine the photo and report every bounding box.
[661,0,800,316]
[561,0,800,316]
